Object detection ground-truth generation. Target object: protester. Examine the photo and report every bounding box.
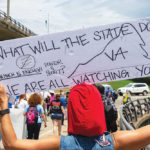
[42,98,47,121]
[112,89,118,102]
[123,90,131,105]
[50,94,65,135]
[106,87,112,97]
[1,83,150,150]
[24,93,47,139]
[65,91,70,105]
[49,90,55,106]
[108,90,113,99]
[44,95,50,113]
[44,90,54,114]
[60,89,63,97]
[106,87,118,102]
[14,94,28,110]
[60,94,66,125]
[96,84,118,132]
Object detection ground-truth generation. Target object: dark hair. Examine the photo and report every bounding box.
[96,85,105,95]
[56,94,60,98]
[66,92,70,98]
[50,93,54,96]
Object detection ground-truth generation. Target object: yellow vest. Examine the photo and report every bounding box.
[123,94,129,103]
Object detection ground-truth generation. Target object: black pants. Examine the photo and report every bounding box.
[106,120,117,133]
[27,123,41,139]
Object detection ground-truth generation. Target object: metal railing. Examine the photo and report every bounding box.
[120,98,150,150]
[120,98,150,129]
[0,10,36,36]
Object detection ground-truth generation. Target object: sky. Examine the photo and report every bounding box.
[0,0,150,35]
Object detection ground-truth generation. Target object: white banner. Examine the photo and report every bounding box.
[0,18,150,96]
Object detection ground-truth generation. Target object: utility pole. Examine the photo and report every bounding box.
[7,0,10,21]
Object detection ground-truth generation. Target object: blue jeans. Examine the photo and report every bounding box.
[51,113,63,120]
[60,132,114,150]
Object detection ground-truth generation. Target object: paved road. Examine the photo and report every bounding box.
[39,116,68,139]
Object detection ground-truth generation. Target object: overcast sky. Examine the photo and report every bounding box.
[0,0,150,35]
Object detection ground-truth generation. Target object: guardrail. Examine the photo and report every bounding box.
[0,10,36,36]
[120,98,150,150]
[120,98,150,129]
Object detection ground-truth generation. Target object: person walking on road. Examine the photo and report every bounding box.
[44,95,50,113]
[96,84,118,132]
[24,93,47,139]
[50,94,65,135]
[14,94,28,110]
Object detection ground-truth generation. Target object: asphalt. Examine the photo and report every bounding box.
[39,114,68,138]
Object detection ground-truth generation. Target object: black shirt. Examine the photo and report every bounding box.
[50,100,63,114]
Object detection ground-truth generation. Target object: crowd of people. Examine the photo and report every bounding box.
[7,89,68,139]
[0,83,150,149]
[7,84,143,140]
[3,84,136,138]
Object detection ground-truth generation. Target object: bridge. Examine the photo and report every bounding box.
[0,10,36,41]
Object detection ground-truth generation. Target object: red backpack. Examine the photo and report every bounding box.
[26,106,38,124]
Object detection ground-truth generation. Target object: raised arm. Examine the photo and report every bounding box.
[113,125,150,150]
[0,84,60,150]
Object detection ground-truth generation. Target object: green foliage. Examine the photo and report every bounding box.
[106,80,134,90]
[132,77,150,85]
[96,77,150,90]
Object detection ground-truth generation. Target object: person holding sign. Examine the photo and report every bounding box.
[0,83,150,150]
